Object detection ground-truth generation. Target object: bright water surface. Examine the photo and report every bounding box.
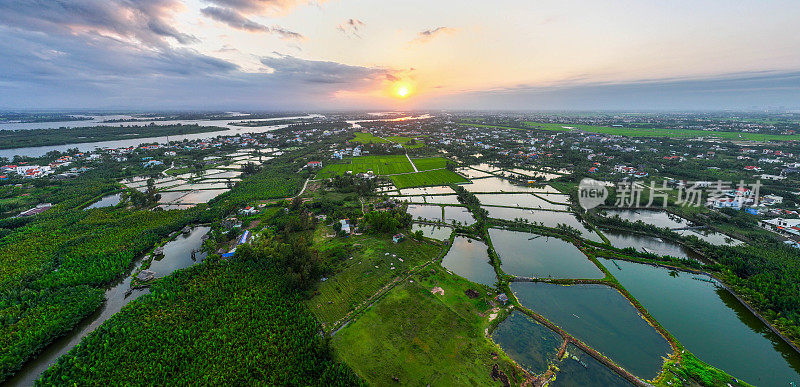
[600,258,800,386]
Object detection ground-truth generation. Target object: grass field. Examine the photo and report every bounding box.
[386,136,425,149]
[351,132,424,148]
[411,157,448,171]
[309,229,441,329]
[391,169,469,189]
[352,132,390,144]
[459,122,800,141]
[524,121,800,141]
[332,265,522,386]
[316,155,415,178]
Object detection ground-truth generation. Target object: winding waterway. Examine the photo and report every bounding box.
[0,114,322,159]
[7,226,210,386]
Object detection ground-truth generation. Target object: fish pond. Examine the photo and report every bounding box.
[602,209,689,229]
[399,195,461,205]
[489,229,604,279]
[510,282,671,380]
[600,258,800,386]
[551,344,633,387]
[491,311,562,374]
[440,236,497,287]
[443,206,475,225]
[675,228,744,246]
[475,193,569,211]
[463,177,550,193]
[410,223,452,240]
[406,204,443,222]
[484,207,603,243]
[602,230,702,261]
[84,192,122,209]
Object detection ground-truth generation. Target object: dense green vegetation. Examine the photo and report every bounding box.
[390,169,469,188]
[0,157,306,383]
[385,136,424,149]
[0,124,224,150]
[39,251,362,385]
[0,204,200,381]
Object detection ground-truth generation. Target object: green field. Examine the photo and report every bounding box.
[524,121,800,141]
[351,132,424,148]
[332,265,521,386]
[459,122,800,141]
[316,155,415,178]
[310,230,440,330]
[390,169,469,189]
[411,157,448,171]
[386,136,425,149]
[352,132,390,144]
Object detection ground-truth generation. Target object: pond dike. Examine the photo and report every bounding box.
[488,233,671,386]
[504,284,658,387]
[591,251,800,358]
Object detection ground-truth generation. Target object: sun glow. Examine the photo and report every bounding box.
[393,82,412,98]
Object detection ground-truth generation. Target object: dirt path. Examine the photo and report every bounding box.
[292,177,310,199]
[406,153,419,172]
[161,162,175,177]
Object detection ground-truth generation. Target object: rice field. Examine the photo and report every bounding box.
[410,157,448,171]
[316,155,415,178]
[390,169,469,189]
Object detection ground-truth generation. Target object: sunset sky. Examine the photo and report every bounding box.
[2,0,799,110]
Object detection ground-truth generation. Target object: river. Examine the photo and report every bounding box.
[7,226,210,386]
[0,114,323,159]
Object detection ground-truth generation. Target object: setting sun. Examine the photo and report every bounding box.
[393,82,412,98]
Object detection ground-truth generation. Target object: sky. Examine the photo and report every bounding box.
[1,0,799,111]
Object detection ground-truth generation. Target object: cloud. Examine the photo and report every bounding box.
[0,29,397,110]
[428,71,800,111]
[201,6,270,32]
[337,18,365,38]
[410,26,456,44]
[270,26,305,41]
[201,0,328,15]
[0,0,197,47]
[199,4,306,39]
[260,54,395,84]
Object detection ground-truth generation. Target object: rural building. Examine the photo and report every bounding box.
[340,219,352,234]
